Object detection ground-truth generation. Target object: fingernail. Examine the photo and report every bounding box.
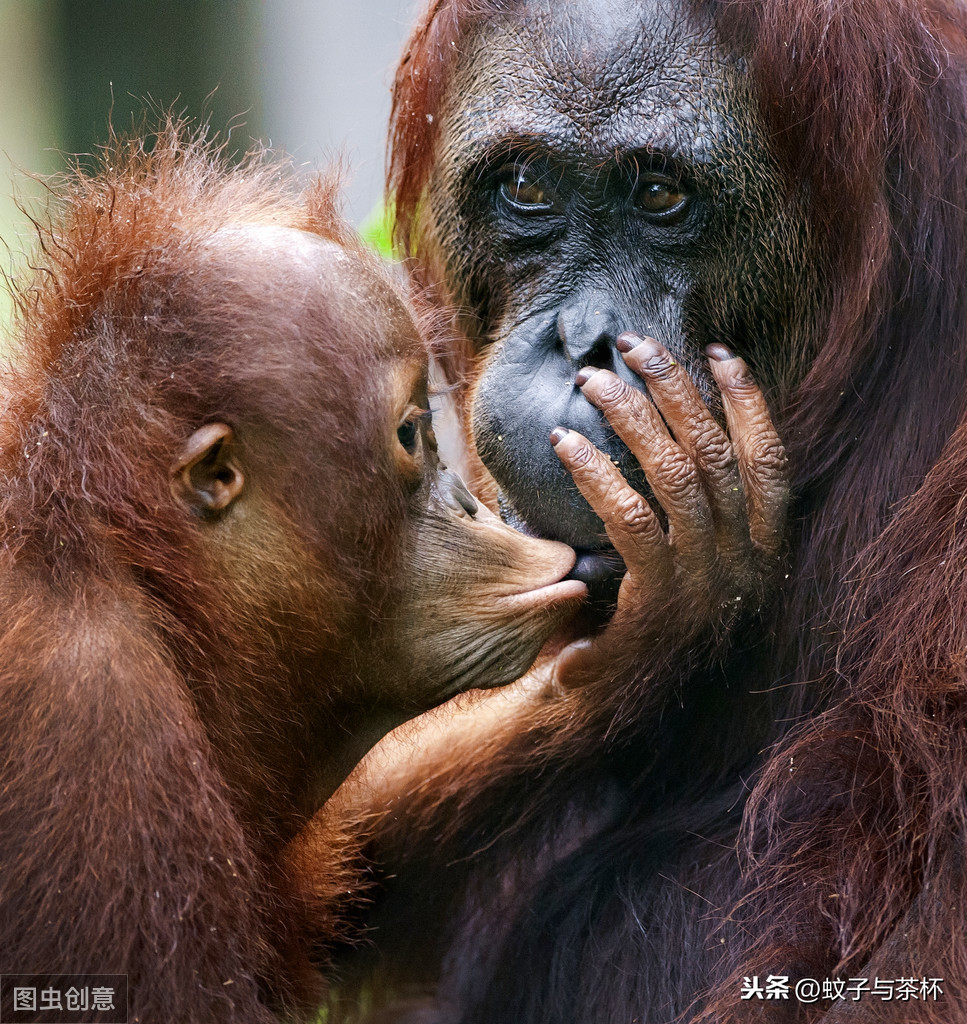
[617,333,662,359]
[549,427,570,447]
[616,332,643,353]
[575,367,599,387]
[706,343,734,362]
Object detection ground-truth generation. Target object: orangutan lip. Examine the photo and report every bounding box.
[567,547,626,588]
[506,577,588,611]
[496,490,626,591]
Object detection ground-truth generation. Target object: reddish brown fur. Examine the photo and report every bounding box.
[0,124,397,1024]
[340,1,967,1020]
[0,122,582,1023]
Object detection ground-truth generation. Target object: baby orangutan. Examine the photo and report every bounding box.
[0,126,584,1023]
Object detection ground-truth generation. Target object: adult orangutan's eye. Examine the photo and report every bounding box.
[637,179,688,216]
[496,167,556,214]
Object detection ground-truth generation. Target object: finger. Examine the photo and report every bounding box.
[549,426,671,587]
[707,345,788,557]
[573,365,714,567]
[611,333,751,554]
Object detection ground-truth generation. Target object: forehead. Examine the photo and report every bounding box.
[206,225,422,364]
[447,0,734,164]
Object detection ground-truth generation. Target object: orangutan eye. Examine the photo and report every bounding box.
[637,179,687,216]
[397,407,431,454]
[496,166,556,213]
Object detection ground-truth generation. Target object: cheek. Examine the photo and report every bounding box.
[471,360,575,506]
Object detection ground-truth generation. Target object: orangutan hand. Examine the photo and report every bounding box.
[549,332,788,689]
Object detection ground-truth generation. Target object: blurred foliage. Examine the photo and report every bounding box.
[359,200,396,260]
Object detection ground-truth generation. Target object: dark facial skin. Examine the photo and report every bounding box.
[422,0,814,617]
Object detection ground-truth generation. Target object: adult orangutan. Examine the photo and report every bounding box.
[324,1,967,1021]
[0,124,585,1023]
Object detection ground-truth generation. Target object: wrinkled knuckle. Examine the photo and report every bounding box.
[694,427,735,475]
[594,371,629,403]
[656,449,698,497]
[748,434,788,478]
[566,439,599,470]
[723,362,760,395]
[614,493,654,536]
[596,375,644,419]
[643,354,679,382]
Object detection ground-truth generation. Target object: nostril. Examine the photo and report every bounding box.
[439,468,479,517]
[577,335,616,373]
[556,296,623,365]
[455,487,479,517]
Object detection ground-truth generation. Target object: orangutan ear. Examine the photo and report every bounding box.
[170,423,244,514]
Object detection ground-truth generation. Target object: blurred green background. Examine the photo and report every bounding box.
[0,0,413,335]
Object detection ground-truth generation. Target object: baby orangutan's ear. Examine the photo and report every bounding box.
[170,423,244,515]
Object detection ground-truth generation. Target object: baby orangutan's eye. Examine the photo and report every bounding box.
[397,407,431,454]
